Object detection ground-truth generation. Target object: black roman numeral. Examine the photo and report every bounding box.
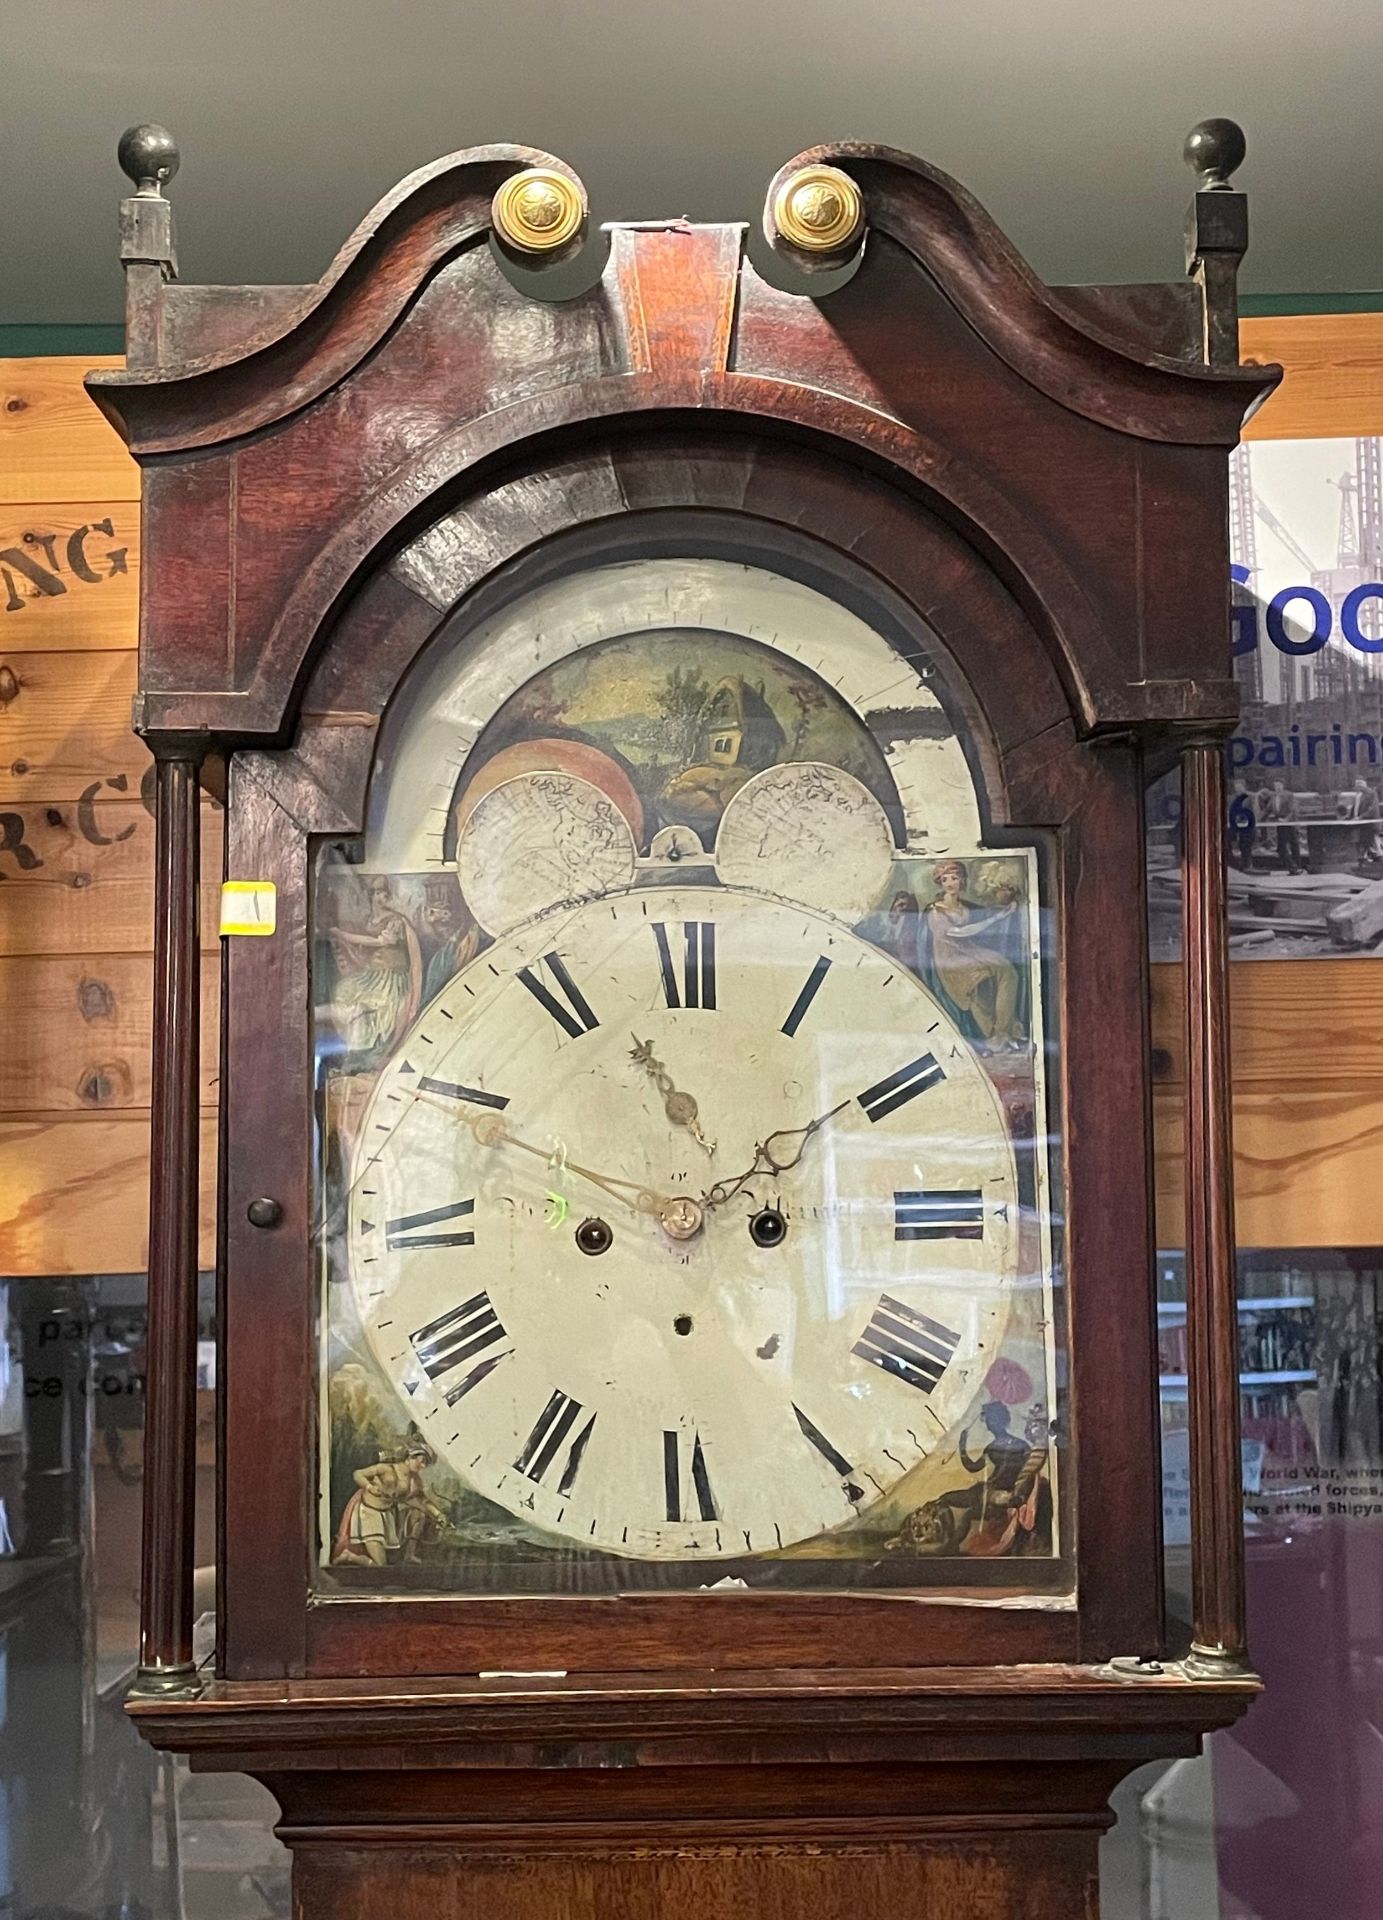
[857,1052,945,1123]
[894,1189,984,1240]
[515,1389,597,1494]
[517,952,600,1039]
[385,1197,475,1250]
[663,1428,718,1522]
[853,1295,960,1395]
[653,921,717,1010]
[410,1290,509,1404]
[781,954,832,1037]
[793,1404,863,1503]
[410,1071,509,1111]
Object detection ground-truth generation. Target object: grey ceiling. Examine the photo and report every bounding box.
[8,0,1383,324]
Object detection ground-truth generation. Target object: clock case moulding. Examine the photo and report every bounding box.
[88,128,1278,1918]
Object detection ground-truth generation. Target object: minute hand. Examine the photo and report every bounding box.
[701,1099,851,1211]
[412,1089,672,1218]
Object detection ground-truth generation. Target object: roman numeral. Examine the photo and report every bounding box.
[781,954,832,1036]
[517,952,600,1039]
[411,1071,508,1111]
[894,1189,984,1240]
[663,1428,718,1522]
[385,1197,475,1250]
[793,1404,863,1503]
[857,1052,945,1123]
[653,921,717,1010]
[410,1290,509,1404]
[515,1389,597,1494]
[853,1295,960,1396]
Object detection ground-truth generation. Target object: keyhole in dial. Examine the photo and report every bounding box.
[749,1207,787,1248]
[672,1313,694,1336]
[576,1217,613,1256]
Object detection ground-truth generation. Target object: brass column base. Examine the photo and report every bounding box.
[127,1662,204,1702]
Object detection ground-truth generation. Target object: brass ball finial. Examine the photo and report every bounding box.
[1183,118,1247,192]
[117,124,179,197]
[771,164,864,255]
[491,167,586,256]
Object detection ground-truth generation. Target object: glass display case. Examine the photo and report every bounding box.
[1147,1248,1383,1918]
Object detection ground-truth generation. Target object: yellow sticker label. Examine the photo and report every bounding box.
[219,880,276,937]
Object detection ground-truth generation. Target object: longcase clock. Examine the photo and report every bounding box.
[90,118,1278,1919]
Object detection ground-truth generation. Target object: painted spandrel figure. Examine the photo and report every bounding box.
[331,1454,406,1568]
[956,1402,1052,1558]
[396,1440,453,1564]
[420,874,481,1003]
[916,859,1025,1049]
[886,1402,1050,1561]
[320,874,423,1059]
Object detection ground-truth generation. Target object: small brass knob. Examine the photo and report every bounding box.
[247,1196,282,1230]
[771,164,864,255]
[491,167,585,256]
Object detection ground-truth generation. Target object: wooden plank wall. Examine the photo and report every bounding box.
[0,319,1379,1273]
[1149,312,1383,1250]
[0,355,218,1274]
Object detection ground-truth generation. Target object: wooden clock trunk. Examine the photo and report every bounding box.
[88,126,1277,1916]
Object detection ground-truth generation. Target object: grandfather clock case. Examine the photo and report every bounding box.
[92,121,1277,1918]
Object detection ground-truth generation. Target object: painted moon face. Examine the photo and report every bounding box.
[716,761,896,923]
[456,772,639,935]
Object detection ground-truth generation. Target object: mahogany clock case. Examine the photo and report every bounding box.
[233,449,1178,1684]
[85,144,1279,1695]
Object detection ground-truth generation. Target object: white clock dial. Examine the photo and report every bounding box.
[347,887,1020,1560]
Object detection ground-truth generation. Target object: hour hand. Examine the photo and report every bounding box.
[629,1036,716,1154]
[465,1110,671,1219]
[464,1114,708,1241]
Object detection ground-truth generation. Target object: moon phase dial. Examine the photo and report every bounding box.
[715,762,895,923]
[456,771,639,935]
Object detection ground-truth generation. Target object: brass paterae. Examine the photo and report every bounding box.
[491,167,585,255]
[771,163,864,254]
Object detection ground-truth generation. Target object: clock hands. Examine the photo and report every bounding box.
[629,1036,716,1155]
[700,1098,851,1213]
[469,1109,673,1221]
[404,1032,848,1241]
[410,1084,686,1228]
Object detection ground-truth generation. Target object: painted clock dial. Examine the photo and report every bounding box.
[347,886,1019,1559]
[317,545,1063,1590]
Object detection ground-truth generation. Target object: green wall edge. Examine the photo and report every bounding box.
[1,296,1380,357]
[0,324,126,355]
[1240,292,1383,316]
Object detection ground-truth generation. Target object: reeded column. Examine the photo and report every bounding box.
[1180,738,1248,1672]
[131,750,204,1697]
